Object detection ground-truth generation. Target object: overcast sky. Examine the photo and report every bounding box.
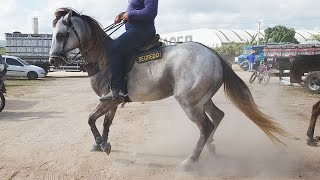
[0,0,319,39]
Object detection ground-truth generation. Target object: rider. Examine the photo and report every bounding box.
[100,0,159,101]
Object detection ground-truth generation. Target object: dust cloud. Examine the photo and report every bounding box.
[131,87,303,179]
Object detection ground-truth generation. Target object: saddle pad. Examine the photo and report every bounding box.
[135,48,162,64]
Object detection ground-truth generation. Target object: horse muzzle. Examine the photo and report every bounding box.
[49,55,68,67]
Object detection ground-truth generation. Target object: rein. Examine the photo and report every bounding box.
[160,38,184,44]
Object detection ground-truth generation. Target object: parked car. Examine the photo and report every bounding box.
[2,55,46,80]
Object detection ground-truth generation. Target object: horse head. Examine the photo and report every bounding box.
[49,8,86,67]
[49,8,109,68]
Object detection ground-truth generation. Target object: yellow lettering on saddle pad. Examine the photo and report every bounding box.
[136,50,162,64]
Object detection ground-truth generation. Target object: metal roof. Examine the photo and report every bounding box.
[160,29,320,47]
[295,30,318,42]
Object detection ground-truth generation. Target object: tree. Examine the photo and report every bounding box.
[245,34,258,46]
[311,34,320,42]
[264,25,299,44]
[214,42,244,62]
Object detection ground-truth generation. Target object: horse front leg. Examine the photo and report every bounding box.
[102,107,118,142]
[91,106,118,152]
[88,100,121,154]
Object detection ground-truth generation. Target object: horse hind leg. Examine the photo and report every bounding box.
[176,100,214,169]
[307,100,320,143]
[204,99,224,153]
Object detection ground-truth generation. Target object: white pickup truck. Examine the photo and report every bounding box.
[2,55,46,80]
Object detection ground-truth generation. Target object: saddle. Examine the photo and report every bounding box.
[138,34,162,52]
[125,34,163,73]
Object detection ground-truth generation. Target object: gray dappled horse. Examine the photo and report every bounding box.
[49,8,287,168]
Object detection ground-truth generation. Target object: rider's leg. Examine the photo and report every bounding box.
[100,28,155,101]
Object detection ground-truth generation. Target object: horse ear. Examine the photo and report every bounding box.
[63,10,72,24]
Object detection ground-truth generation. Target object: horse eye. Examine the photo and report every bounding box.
[56,33,63,40]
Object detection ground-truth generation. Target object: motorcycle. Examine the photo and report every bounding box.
[0,64,6,112]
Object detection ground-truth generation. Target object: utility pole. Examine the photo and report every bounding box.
[257,19,264,45]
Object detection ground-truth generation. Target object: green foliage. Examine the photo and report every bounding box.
[245,34,258,46]
[264,25,299,44]
[214,42,245,62]
[311,34,320,42]
[0,48,5,55]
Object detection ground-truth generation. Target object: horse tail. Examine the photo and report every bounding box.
[216,53,288,144]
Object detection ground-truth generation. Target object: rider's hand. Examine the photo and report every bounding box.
[122,12,129,22]
[114,12,124,24]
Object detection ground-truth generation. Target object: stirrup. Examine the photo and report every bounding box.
[100,90,125,101]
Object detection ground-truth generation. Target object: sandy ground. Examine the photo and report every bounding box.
[0,66,320,180]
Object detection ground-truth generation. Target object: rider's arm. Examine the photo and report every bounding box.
[128,0,158,21]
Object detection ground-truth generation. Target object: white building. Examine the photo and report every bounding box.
[160,29,320,47]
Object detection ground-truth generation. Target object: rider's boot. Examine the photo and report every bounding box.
[100,89,126,101]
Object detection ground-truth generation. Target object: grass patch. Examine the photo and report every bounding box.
[6,79,44,87]
[4,79,52,96]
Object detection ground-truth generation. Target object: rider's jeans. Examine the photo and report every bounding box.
[105,27,155,91]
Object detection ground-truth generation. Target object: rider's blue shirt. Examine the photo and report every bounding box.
[126,0,158,32]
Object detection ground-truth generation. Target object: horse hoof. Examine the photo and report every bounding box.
[307,139,318,147]
[91,144,103,152]
[101,142,111,155]
[180,158,197,171]
[315,136,320,142]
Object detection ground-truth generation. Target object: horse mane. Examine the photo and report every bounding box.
[53,7,110,65]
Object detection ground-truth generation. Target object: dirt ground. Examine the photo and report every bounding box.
[0,66,320,180]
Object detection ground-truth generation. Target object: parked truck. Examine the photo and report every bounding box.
[264,43,320,93]
[5,32,84,73]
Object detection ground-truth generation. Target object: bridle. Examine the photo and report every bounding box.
[49,17,82,64]
[61,18,81,56]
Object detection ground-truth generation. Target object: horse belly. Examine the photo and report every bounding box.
[127,80,173,102]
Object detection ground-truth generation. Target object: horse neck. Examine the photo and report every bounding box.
[78,21,113,66]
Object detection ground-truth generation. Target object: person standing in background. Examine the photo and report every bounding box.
[247,50,255,72]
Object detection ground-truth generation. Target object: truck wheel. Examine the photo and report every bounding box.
[27,71,38,80]
[304,71,320,94]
